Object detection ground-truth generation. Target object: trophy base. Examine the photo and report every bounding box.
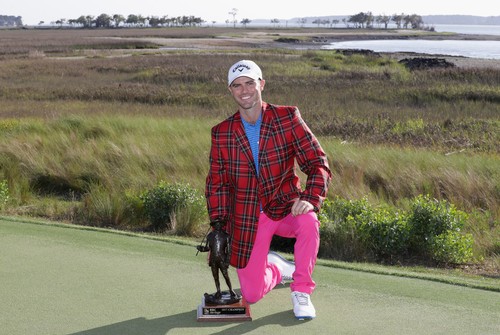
[197,291,252,322]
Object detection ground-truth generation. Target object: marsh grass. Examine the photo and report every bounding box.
[0,27,498,269]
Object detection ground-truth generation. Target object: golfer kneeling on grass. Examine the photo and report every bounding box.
[205,60,331,320]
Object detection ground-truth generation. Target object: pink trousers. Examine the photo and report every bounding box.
[236,211,320,304]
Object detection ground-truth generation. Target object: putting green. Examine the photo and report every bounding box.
[1,218,499,335]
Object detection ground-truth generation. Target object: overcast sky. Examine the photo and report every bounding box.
[4,0,500,25]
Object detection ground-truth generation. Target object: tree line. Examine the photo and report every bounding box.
[2,11,424,29]
[45,14,205,28]
[239,12,425,30]
[0,15,23,27]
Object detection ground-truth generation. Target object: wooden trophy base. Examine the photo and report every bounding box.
[197,293,252,322]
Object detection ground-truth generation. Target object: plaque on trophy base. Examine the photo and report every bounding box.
[197,291,252,322]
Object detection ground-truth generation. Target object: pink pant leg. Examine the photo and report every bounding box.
[236,211,320,303]
[276,211,320,294]
[236,213,281,303]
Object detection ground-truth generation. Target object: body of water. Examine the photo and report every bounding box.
[322,39,500,59]
[322,25,500,59]
[432,24,500,36]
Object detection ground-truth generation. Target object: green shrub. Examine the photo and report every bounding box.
[140,181,206,233]
[319,194,474,265]
[319,197,374,261]
[407,194,473,264]
[429,231,474,264]
[359,208,410,260]
[0,179,9,208]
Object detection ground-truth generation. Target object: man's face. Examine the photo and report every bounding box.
[228,76,265,111]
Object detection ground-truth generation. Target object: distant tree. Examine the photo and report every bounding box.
[149,16,162,27]
[392,13,404,29]
[95,13,112,28]
[0,15,23,27]
[349,12,372,28]
[85,15,94,28]
[270,18,280,27]
[331,19,339,28]
[75,16,87,27]
[126,14,139,26]
[55,18,66,28]
[297,18,307,27]
[408,14,423,29]
[376,15,391,29]
[240,18,251,28]
[228,8,238,28]
[112,14,125,27]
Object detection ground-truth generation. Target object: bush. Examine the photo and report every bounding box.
[429,231,474,264]
[140,181,206,234]
[359,208,410,260]
[407,194,473,264]
[319,197,374,261]
[319,194,474,265]
[0,179,9,209]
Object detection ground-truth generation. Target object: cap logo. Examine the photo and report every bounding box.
[233,64,251,73]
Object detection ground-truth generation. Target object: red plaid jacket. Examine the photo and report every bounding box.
[205,102,331,268]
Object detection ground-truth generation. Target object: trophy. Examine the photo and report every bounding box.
[196,220,251,322]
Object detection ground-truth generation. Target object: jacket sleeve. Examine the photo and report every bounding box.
[205,126,230,225]
[291,108,332,211]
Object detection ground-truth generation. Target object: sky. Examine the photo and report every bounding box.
[3,0,500,25]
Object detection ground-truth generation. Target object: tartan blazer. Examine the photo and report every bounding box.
[205,102,331,269]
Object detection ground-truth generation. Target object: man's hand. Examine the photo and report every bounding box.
[197,245,209,252]
[291,198,314,216]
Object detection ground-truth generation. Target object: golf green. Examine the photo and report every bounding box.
[1,218,498,335]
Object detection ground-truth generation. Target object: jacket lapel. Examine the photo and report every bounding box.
[234,119,258,176]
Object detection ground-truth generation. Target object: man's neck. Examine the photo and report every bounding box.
[239,104,263,125]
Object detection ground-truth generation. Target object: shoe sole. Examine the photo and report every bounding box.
[295,315,315,320]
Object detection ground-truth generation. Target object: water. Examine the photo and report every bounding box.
[432,24,500,36]
[322,40,500,59]
[322,25,500,59]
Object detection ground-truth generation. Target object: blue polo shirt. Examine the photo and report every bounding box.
[241,113,262,176]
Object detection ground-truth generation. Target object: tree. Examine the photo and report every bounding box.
[95,14,112,28]
[408,14,423,29]
[376,15,391,29]
[112,14,125,27]
[85,15,94,28]
[349,12,371,28]
[55,18,66,28]
[228,8,238,28]
[270,18,280,28]
[75,16,87,27]
[392,13,404,29]
[0,15,23,27]
[149,16,162,27]
[240,18,251,28]
[126,14,139,26]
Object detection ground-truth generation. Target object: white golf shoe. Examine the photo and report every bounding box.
[291,291,316,320]
[267,251,295,282]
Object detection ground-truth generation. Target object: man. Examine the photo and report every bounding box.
[205,60,331,320]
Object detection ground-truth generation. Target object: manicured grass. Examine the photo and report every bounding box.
[1,217,499,335]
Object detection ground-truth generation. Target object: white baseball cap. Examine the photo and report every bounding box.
[227,60,263,86]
